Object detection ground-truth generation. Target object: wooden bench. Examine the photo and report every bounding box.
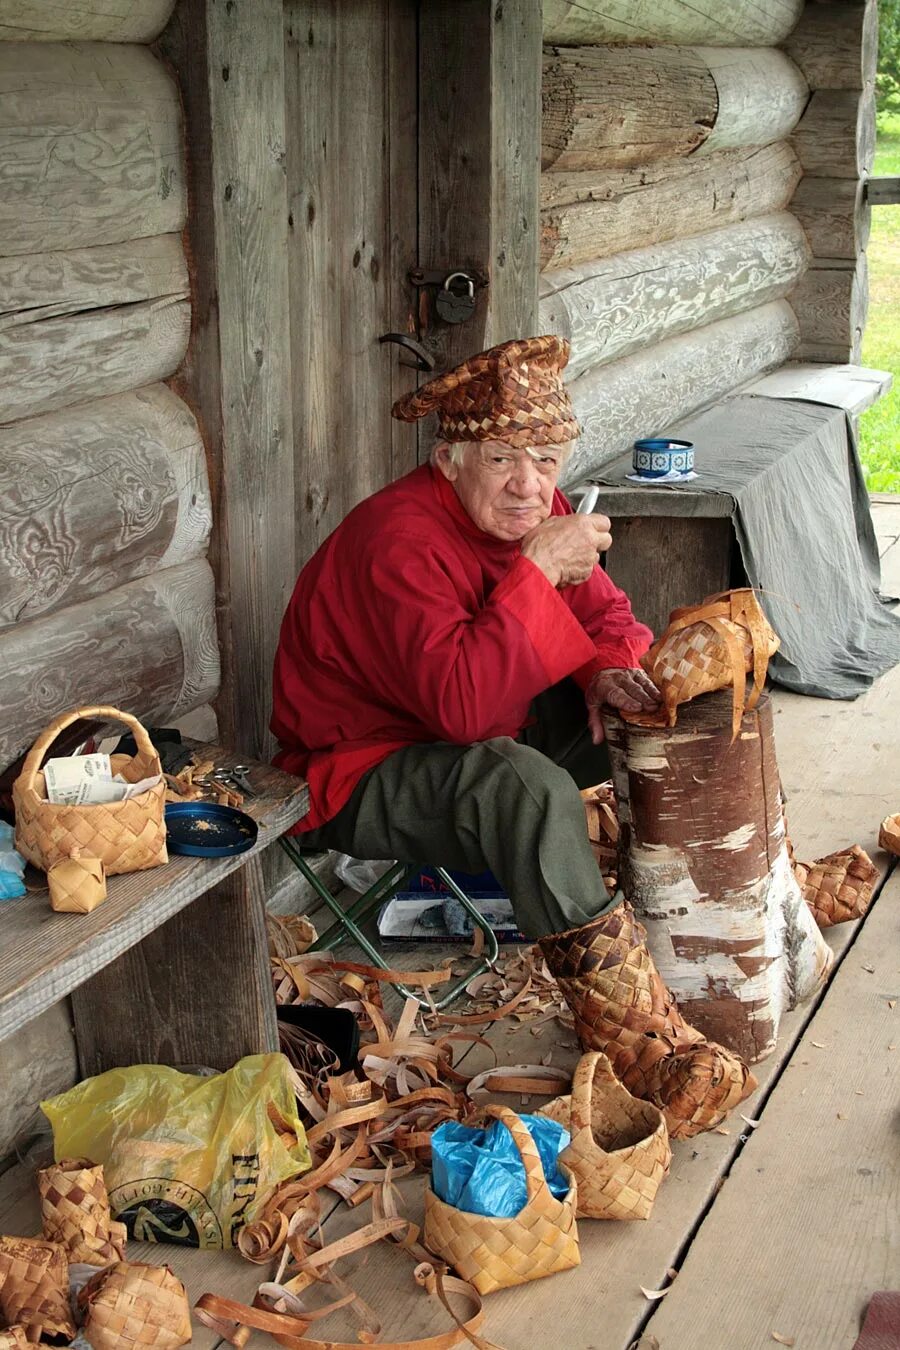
[0,746,308,1077]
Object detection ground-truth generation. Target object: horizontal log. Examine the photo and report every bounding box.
[0,558,220,773]
[790,88,875,178]
[693,47,808,154]
[541,142,802,271]
[790,175,870,259]
[561,300,800,484]
[0,2,175,42]
[868,177,900,206]
[782,0,877,90]
[0,43,185,257]
[542,0,804,47]
[0,385,212,629]
[541,47,716,172]
[791,257,868,362]
[540,213,810,379]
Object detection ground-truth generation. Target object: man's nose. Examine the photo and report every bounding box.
[508,461,541,497]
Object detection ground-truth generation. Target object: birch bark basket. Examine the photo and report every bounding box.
[604,691,833,1064]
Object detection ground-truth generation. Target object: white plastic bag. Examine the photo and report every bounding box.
[333,854,395,893]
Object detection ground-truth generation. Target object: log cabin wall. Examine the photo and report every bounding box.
[540,0,875,484]
[0,0,221,1153]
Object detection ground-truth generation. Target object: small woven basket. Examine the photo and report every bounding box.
[540,1052,671,1221]
[628,589,780,739]
[423,1104,579,1295]
[879,813,900,858]
[0,1328,32,1349]
[78,1262,192,1350]
[0,1235,75,1343]
[13,705,167,877]
[801,845,877,928]
[39,1157,127,1267]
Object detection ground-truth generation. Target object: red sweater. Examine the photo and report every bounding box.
[271,464,652,830]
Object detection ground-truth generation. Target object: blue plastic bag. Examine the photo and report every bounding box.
[431,1114,571,1218]
[0,821,26,900]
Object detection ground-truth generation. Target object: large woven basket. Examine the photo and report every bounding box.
[39,1157,127,1267]
[78,1262,192,1350]
[629,589,780,739]
[13,705,167,877]
[0,1235,75,1343]
[423,1104,579,1295]
[540,1053,671,1221]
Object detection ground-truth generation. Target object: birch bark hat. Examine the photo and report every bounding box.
[392,334,581,447]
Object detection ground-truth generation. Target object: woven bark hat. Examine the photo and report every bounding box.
[391,335,580,448]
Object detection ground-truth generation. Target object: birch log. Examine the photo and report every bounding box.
[541,142,802,271]
[539,213,810,379]
[790,175,870,260]
[542,0,805,48]
[790,89,875,179]
[561,301,799,484]
[791,256,868,363]
[692,48,808,154]
[542,46,807,172]
[0,385,212,629]
[0,559,221,771]
[605,692,832,1064]
[782,0,877,91]
[0,43,185,256]
[541,47,716,171]
[0,2,176,43]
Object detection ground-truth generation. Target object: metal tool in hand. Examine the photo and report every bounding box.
[576,483,601,515]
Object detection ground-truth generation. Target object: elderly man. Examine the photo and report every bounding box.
[272,336,753,1137]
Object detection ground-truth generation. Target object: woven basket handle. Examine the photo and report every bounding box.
[18,705,160,791]
[568,1052,618,1135]
[481,1104,545,1204]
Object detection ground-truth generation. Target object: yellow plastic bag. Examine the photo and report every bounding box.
[42,1054,310,1250]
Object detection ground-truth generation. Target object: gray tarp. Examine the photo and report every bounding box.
[594,395,900,699]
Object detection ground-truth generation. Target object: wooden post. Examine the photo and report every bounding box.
[158,0,295,761]
[419,0,542,374]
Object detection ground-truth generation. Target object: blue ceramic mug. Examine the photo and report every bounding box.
[632,438,694,478]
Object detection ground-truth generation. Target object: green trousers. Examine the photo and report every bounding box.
[300,679,617,939]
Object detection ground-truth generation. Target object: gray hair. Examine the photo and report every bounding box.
[430,440,572,467]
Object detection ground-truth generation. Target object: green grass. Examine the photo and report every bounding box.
[858,110,900,493]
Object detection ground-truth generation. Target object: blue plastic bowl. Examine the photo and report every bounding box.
[632,438,694,478]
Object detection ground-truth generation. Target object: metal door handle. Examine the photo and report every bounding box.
[378,333,436,372]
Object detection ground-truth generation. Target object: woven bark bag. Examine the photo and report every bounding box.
[605,689,833,1064]
[797,845,878,928]
[47,853,108,914]
[423,1105,579,1295]
[78,1262,191,1350]
[0,1235,75,1343]
[13,706,167,876]
[38,1157,127,1267]
[0,1328,32,1348]
[540,1053,670,1221]
[879,813,900,858]
[624,588,780,740]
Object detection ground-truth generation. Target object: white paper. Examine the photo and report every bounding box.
[43,754,160,805]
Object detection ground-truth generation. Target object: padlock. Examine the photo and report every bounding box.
[435,272,476,324]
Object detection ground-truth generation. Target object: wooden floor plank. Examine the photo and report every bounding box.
[643,867,900,1350]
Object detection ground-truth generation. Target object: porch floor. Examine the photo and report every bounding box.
[2,501,899,1350]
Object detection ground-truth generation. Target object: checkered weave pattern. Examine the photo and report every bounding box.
[39,1158,127,1267]
[798,845,877,929]
[879,813,900,858]
[541,1053,670,1220]
[0,1236,75,1343]
[392,335,580,448]
[78,1263,192,1350]
[13,705,167,876]
[540,904,756,1140]
[423,1106,579,1294]
[0,1327,32,1348]
[625,589,780,740]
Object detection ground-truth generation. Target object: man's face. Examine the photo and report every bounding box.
[435,440,565,541]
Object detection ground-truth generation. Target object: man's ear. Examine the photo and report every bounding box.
[433,442,459,483]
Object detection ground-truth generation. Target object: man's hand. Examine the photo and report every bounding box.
[586,667,662,744]
[521,514,613,588]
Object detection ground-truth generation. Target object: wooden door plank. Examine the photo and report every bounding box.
[644,866,900,1350]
